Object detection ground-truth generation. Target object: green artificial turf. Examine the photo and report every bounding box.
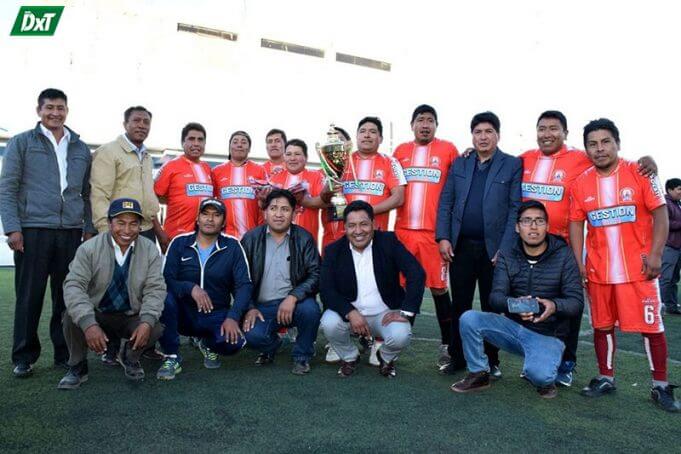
[0,268,679,453]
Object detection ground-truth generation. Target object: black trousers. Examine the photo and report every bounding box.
[448,238,499,367]
[12,228,82,365]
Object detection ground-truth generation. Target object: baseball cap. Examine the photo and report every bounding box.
[199,197,226,215]
[108,198,143,219]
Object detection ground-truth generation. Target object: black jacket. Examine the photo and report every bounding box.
[489,234,583,341]
[320,231,425,318]
[240,224,320,303]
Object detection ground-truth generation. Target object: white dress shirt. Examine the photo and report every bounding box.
[122,133,147,161]
[39,123,70,194]
[350,241,389,316]
[111,236,135,266]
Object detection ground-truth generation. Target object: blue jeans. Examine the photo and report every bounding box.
[159,293,245,356]
[460,310,565,387]
[244,297,321,362]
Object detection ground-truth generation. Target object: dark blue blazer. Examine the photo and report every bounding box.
[435,149,522,259]
[320,231,425,318]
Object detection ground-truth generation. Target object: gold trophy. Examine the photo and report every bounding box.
[316,124,357,222]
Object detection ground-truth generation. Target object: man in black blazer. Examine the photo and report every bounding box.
[320,201,425,378]
[436,111,522,377]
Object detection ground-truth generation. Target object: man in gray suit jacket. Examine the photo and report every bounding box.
[436,111,522,376]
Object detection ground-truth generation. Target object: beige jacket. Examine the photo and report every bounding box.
[90,135,159,232]
[63,232,166,331]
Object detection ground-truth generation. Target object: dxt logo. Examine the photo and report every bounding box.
[10,6,64,36]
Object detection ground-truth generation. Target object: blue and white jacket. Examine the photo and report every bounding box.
[164,232,252,321]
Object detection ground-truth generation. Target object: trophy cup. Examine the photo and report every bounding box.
[316,124,356,222]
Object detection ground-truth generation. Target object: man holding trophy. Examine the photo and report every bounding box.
[316,116,407,251]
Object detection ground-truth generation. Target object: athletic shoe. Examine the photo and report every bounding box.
[556,360,575,387]
[117,341,145,380]
[490,365,502,380]
[376,350,396,378]
[156,356,182,380]
[255,352,275,366]
[338,358,359,378]
[292,360,311,375]
[142,347,164,361]
[198,340,221,369]
[439,361,466,375]
[101,349,119,367]
[189,336,201,348]
[451,371,491,393]
[665,305,681,315]
[325,344,341,363]
[651,384,681,412]
[537,384,558,399]
[581,377,616,397]
[57,361,89,390]
[437,344,451,368]
[13,363,33,378]
[358,336,372,354]
[369,338,384,367]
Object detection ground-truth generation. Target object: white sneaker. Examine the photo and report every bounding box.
[369,338,384,367]
[325,344,341,363]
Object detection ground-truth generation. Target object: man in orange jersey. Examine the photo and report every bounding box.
[263,128,287,178]
[521,110,657,387]
[154,123,214,240]
[269,139,328,245]
[569,118,679,412]
[330,117,406,240]
[393,105,459,368]
[212,130,267,239]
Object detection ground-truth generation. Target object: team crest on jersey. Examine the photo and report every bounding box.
[620,187,634,202]
[552,170,566,182]
[430,156,440,167]
[375,169,384,180]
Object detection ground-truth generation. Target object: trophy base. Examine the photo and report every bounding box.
[326,204,346,223]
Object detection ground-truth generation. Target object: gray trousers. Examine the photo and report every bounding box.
[63,312,163,366]
[660,245,681,308]
[320,309,411,363]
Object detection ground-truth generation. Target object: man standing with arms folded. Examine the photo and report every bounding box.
[569,118,679,412]
[157,198,251,379]
[58,198,165,388]
[660,178,681,315]
[91,106,165,249]
[155,123,214,240]
[213,130,267,239]
[0,88,96,378]
[393,104,459,368]
[240,189,321,375]
[436,111,522,377]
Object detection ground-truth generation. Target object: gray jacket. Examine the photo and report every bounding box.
[63,232,166,331]
[0,122,95,234]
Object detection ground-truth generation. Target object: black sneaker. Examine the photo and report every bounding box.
[581,377,616,397]
[490,365,502,380]
[57,362,89,390]
[117,341,145,380]
[665,305,681,315]
[13,363,33,378]
[439,361,466,375]
[376,350,396,378]
[338,358,359,378]
[651,384,681,412]
[255,352,275,366]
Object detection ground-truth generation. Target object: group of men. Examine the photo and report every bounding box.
[0,88,679,412]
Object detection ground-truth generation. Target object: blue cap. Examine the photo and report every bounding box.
[108,198,143,219]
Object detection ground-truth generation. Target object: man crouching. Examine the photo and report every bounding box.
[451,200,583,397]
[58,198,165,389]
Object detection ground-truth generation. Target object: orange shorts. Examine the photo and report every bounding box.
[586,280,664,333]
[396,229,448,289]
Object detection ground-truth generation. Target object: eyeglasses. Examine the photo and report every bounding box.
[518,217,547,227]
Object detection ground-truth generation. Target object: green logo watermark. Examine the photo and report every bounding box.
[10,6,64,36]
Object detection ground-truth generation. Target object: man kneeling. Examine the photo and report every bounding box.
[157,198,252,379]
[451,200,583,397]
[58,199,166,388]
[320,201,425,378]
